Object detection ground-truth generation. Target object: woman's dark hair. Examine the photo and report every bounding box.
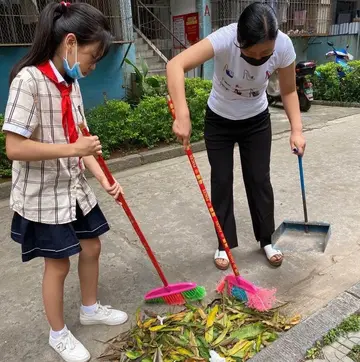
[9,1,112,84]
[237,2,278,49]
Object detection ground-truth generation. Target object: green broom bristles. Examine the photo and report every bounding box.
[145,286,206,305]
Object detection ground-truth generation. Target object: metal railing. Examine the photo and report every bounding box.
[132,0,187,61]
[211,0,333,37]
[0,0,132,46]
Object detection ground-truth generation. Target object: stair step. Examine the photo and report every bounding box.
[136,49,155,58]
[135,37,145,46]
[137,55,164,66]
[147,62,166,71]
[135,43,151,52]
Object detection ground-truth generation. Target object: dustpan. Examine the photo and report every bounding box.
[272,153,331,253]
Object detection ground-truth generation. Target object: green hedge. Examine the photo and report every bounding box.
[0,77,211,178]
[313,60,360,102]
[86,77,210,152]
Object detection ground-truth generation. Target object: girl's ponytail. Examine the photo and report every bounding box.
[9,2,63,84]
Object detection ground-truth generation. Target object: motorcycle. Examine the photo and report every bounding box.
[267,60,317,112]
[325,41,354,78]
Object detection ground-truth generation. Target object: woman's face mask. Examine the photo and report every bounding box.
[239,40,275,67]
[240,52,273,66]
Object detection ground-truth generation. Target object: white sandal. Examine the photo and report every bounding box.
[214,249,230,270]
[263,245,284,267]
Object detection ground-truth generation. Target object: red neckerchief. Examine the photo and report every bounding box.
[37,62,78,144]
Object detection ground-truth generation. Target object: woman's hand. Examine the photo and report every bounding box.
[172,116,192,148]
[100,176,124,203]
[290,131,306,156]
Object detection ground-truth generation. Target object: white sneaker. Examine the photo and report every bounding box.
[80,302,128,326]
[49,330,90,362]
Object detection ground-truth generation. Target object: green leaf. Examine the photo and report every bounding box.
[126,350,143,360]
[140,57,149,78]
[230,322,265,340]
[125,57,143,83]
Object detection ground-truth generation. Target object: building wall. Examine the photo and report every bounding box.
[170,0,196,16]
[290,38,309,62]
[0,44,128,113]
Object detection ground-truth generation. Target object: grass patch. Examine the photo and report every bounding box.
[305,313,360,360]
[349,345,360,362]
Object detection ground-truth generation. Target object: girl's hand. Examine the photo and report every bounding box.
[290,131,306,156]
[73,135,102,157]
[100,176,124,203]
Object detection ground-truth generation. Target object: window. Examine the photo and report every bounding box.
[210,0,332,36]
[0,0,129,45]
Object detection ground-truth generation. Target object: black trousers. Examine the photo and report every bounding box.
[204,106,275,250]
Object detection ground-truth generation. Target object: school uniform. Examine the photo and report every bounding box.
[2,61,109,262]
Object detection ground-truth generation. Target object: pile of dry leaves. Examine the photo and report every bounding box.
[99,297,301,362]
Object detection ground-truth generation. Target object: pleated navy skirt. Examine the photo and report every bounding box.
[11,203,110,262]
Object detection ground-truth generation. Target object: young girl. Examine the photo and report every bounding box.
[2,2,128,361]
[167,3,306,270]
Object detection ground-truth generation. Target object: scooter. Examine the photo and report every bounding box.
[325,41,353,78]
[267,60,317,112]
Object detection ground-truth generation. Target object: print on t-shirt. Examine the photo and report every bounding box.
[207,23,296,119]
[220,65,262,99]
[224,64,234,78]
[243,70,255,81]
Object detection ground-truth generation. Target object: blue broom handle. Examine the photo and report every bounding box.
[297,155,309,224]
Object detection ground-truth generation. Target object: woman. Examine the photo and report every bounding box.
[167,2,306,270]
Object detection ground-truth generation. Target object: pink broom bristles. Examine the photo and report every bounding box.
[216,275,277,312]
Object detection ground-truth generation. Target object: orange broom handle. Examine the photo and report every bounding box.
[166,96,240,277]
[78,122,169,287]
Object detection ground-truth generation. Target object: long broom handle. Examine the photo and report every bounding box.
[166,96,240,277]
[78,123,169,287]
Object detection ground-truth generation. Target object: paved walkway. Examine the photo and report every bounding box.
[311,331,360,361]
[1,105,360,361]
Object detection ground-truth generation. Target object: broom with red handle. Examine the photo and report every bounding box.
[166,95,276,311]
[78,121,206,305]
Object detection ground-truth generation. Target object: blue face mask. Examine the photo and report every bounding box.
[63,44,84,80]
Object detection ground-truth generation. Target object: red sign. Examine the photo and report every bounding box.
[172,12,200,49]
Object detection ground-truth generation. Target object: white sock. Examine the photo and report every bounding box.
[50,325,68,340]
[81,302,97,315]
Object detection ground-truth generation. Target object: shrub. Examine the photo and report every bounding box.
[0,115,12,178]
[144,76,168,97]
[188,87,209,142]
[128,97,174,147]
[313,61,360,102]
[312,62,342,101]
[86,100,132,158]
[185,77,212,99]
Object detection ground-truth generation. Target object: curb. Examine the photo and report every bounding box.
[313,100,360,108]
[249,282,360,362]
[0,140,206,201]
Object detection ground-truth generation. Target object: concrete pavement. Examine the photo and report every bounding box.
[1,105,360,361]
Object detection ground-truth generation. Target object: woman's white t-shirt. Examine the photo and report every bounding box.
[206,23,296,120]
